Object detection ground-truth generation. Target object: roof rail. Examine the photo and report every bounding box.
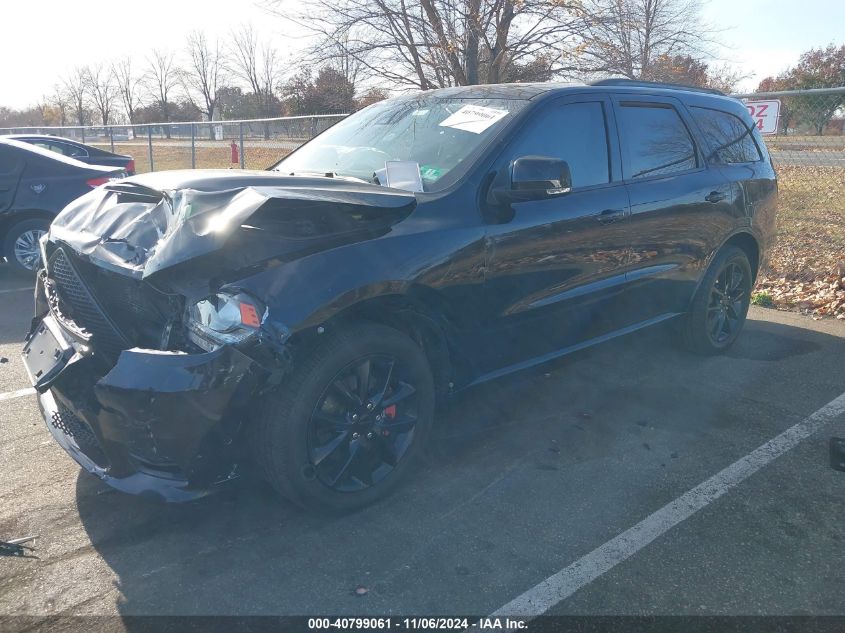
[589,78,725,96]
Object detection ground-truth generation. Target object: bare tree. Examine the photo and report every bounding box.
[62,67,90,126]
[229,25,282,138]
[229,25,280,116]
[113,57,144,130]
[327,35,362,89]
[266,0,584,89]
[575,0,720,79]
[183,30,226,125]
[84,64,117,126]
[146,49,180,122]
[49,87,70,127]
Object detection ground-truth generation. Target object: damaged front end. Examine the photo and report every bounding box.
[23,246,277,501]
[22,173,414,501]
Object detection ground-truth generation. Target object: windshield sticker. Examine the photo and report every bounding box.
[438,105,509,134]
[420,165,443,181]
[411,109,430,116]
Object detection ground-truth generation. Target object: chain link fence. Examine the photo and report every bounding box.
[1,89,842,215]
[732,86,845,317]
[0,114,347,172]
[734,86,845,216]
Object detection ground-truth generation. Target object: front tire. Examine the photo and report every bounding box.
[680,245,753,354]
[4,218,49,273]
[253,322,435,513]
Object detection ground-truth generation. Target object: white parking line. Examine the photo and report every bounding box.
[0,286,34,295]
[0,387,35,401]
[492,390,845,617]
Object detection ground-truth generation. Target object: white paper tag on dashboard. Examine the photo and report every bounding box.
[438,105,509,134]
[384,161,424,192]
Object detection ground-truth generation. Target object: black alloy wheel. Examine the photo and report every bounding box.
[253,322,435,512]
[680,245,753,354]
[308,354,420,492]
[706,261,748,345]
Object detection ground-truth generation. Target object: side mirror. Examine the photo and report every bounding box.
[490,156,572,206]
[512,156,571,194]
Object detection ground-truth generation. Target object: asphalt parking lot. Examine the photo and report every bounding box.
[2,264,845,617]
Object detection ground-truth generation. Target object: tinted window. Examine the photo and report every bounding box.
[691,107,762,163]
[618,104,697,179]
[507,102,610,189]
[53,142,88,158]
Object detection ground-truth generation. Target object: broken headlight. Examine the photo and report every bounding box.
[185,292,265,351]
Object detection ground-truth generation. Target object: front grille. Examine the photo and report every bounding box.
[48,249,129,359]
[51,402,109,468]
[90,266,179,349]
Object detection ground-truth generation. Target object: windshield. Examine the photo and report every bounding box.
[272,97,527,192]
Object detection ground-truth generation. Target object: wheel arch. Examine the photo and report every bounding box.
[722,231,761,283]
[685,230,761,314]
[0,210,54,258]
[285,287,462,401]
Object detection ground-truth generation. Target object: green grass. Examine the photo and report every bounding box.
[751,291,775,307]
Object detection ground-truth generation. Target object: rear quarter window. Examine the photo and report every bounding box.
[690,106,762,164]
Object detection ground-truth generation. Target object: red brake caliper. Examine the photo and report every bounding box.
[382,405,397,435]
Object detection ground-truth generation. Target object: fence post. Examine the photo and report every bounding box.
[191,123,196,169]
[109,127,115,153]
[239,122,245,169]
[147,126,154,172]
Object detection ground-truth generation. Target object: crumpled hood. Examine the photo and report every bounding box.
[48,170,417,279]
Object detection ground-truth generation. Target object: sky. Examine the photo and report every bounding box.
[0,0,843,109]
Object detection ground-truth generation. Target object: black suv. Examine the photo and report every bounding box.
[22,80,776,511]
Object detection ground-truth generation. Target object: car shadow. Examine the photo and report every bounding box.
[73,314,842,617]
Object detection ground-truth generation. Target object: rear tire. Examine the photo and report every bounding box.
[253,322,435,513]
[680,245,752,354]
[4,218,49,273]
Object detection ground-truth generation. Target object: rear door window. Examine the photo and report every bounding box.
[617,103,698,180]
[505,101,610,189]
[690,106,762,164]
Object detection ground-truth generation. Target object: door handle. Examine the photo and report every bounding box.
[705,191,727,203]
[597,208,625,224]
